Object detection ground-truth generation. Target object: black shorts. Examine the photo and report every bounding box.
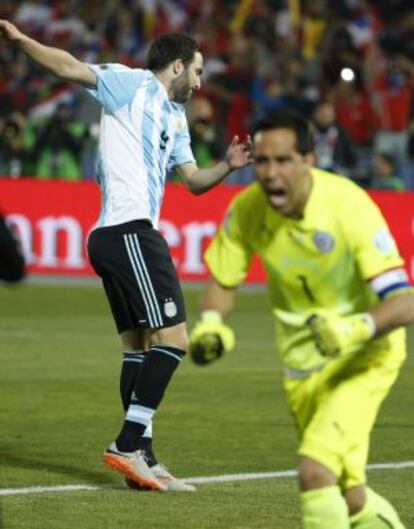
[87,220,186,333]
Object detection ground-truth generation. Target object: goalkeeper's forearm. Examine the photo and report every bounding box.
[16,34,96,85]
[368,292,414,336]
[200,277,236,318]
[308,291,414,358]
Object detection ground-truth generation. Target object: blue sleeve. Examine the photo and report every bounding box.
[168,117,195,170]
[86,64,146,113]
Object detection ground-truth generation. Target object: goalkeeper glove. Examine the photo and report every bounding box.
[307,312,376,357]
[189,310,235,365]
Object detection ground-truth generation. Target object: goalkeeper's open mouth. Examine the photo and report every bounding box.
[266,187,288,209]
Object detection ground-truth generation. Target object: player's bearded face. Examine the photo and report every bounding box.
[171,53,203,104]
[172,68,193,103]
[253,128,313,219]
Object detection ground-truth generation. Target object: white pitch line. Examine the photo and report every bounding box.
[186,469,297,484]
[1,460,413,497]
[185,460,414,485]
[0,484,100,496]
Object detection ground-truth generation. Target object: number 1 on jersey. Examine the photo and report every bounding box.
[297,274,316,303]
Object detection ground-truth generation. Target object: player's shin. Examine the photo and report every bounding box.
[350,487,406,528]
[120,350,158,465]
[301,486,350,529]
[120,350,146,411]
[116,345,185,453]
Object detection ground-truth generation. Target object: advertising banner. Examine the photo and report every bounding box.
[1,179,414,283]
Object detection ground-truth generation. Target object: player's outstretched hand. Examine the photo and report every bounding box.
[307,311,375,357]
[189,310,235,365]
[0,20,24,43]
[225,135,253,171]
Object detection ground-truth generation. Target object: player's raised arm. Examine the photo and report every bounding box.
[176,135,253,195]
[0,19,96,87]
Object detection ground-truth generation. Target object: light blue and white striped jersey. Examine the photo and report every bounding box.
[86,64,195,228]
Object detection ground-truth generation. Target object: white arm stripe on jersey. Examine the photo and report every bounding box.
[369,268,411,299]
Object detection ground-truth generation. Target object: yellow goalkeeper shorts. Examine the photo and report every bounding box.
[283,331,406,490]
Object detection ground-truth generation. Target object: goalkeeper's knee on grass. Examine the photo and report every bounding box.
[189,310,235,365]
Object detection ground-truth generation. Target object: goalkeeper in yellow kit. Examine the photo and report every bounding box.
[190,110,414,528]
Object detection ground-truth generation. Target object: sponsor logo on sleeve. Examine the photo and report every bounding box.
[374,228,396,253]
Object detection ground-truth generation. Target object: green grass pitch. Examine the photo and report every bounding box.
[0,283,413,529]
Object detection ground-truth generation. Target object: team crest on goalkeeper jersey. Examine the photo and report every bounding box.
[313,231,334,253]
[164,298,177,318]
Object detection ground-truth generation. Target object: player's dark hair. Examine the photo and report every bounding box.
[252,110,314,155]
[147,33,199,72]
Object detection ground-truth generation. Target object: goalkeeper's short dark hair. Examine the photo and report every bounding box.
[252,110,314,155]
[147,33,199,72]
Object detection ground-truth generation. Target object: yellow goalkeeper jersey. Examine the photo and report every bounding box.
[205,168,406,371]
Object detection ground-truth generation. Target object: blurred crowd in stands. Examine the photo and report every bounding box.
[1,0,414,189]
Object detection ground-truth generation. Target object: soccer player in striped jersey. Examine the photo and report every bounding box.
[190,111,414,526]
[0,21,253,491]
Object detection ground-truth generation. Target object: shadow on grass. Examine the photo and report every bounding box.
[0,452,113,486]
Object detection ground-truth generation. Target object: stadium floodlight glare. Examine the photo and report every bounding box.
[340,67,355,82]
